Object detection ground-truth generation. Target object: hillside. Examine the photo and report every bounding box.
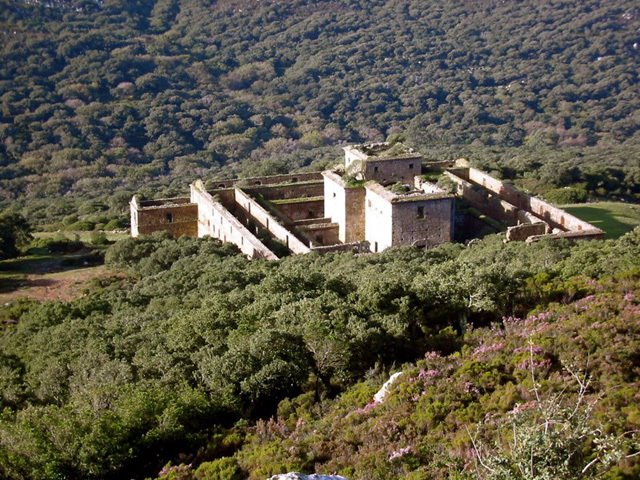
[0,230,639,479]
[1,0,639,226]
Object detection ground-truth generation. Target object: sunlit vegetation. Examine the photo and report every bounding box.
[0,1,639,478]
[0,230,638,479]
[0,0,639,228]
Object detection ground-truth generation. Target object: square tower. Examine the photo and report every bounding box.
[343,142,422,185]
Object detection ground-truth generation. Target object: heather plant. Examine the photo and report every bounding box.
[469,366,639,479]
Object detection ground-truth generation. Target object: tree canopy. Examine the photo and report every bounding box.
[0,0,639,226]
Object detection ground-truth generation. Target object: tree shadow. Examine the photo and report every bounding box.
[562,205,636,239]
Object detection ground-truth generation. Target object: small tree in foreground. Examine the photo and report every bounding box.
[469,348,639,479]
[0,213,32,260]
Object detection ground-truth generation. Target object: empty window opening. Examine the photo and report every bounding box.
[315,234,323,244]
[254,181,262,185]
[333,192,337,198]
[165,212,173,223]
[374,241,378,253]
[409,163,414,169]
[308,210,314,218]
[417,206,425,219]
[286,235,289,247]
[266,218,270,229]
[292,177,298,183]
[374,166,379,173]
[217,184,225,188]
[241,237,244,246]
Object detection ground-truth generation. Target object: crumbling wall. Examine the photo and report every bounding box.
[310,241,370,254]
[298,222,340,247]
[209,172,322,190]
[245,182,324,201]
[443,172,521,226]
[506,222,548,242]
[190,181,278,260]
[272,198,324,221]
[466,168,597,232]
[234,187,311,254]
[364,157,419,185]
[311,241,369,254]
[130,196,198,238]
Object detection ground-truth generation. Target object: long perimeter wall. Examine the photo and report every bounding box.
[447,166,603,241]
[190,181,278,260]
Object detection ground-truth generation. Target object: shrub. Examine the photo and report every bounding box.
[64,220,95,231]
[543,185,588,204]
[194,457,243,480]
[29,237,84,254]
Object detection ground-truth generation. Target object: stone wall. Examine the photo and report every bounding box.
[505,222,548,242]
[391,197,454,248]
[190,181,278,260]
[271,198,324,221]
[234,187,311,254]
[298,222,340,247]
[364,157,419,185]
[130,196,198,238]
[443,171,520,226]
[465,168,597,232]
[208,172,322,190]
[323,171,366,243]
[444,167,603,241]
[244,182,324,201]
[364,185,394,252]
[310,241,370,254]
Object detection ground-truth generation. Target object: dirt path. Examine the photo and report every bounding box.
[0,266,116,303]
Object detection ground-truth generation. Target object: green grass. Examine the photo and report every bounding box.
[561,202,640,239]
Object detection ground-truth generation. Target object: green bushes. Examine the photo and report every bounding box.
[1,230,639,478]
[194,457,243,480]
[29,236,84,254]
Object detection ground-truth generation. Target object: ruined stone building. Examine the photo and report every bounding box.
[130,142,603,259]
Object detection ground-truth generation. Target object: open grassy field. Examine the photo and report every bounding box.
[562,201,640,239]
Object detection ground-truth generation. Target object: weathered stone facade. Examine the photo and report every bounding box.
[129,143,602,259]
[130,196,198,238]
[444,162,603,242]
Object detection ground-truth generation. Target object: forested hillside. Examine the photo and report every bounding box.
[1,0,639,225]
[0,231,639,479]
[1,2,640,478]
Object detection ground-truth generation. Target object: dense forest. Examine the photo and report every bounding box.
[1,1,640,479]
[0,0,639,227]
[0,231,639,479]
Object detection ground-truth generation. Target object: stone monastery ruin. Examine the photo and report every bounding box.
[130,142,603,259]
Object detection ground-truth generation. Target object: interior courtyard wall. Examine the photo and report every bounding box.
[190,182,277,260]
[234,188,311,254]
